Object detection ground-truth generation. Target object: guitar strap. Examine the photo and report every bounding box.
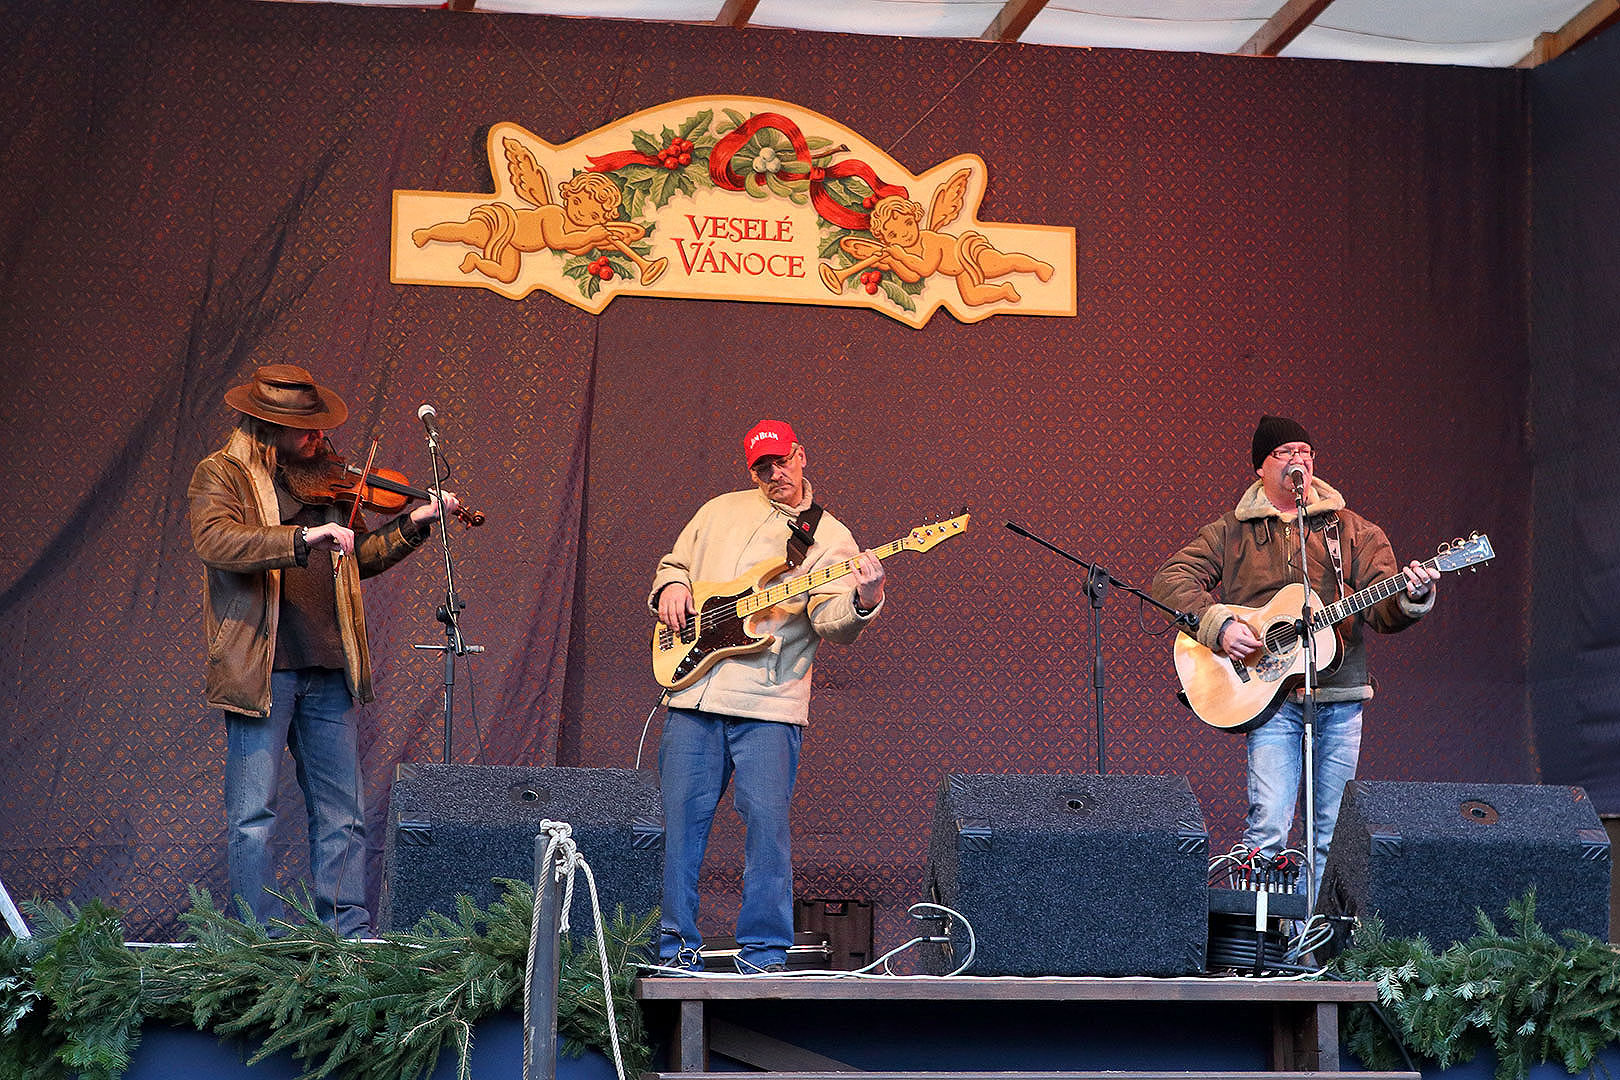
[1321,514,1348,601]
[785,502,824,570]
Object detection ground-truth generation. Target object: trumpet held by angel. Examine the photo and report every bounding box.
[411,137,666,286]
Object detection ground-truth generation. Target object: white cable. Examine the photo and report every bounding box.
[523,820,629,1080]
[634,692,668,770]
[629,902,980,981]
[848,902,977,977]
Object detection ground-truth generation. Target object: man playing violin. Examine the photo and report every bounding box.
[187,364,459,937]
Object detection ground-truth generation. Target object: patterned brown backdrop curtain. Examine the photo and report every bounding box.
[0,0,1533,942]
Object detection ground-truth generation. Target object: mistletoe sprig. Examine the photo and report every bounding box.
[0,883,656,1080]
[1334,891,1620,1080]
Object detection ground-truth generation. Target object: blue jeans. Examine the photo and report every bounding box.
[1243,699,1364,891]
[658,708,801,971]
[224,668,371,937]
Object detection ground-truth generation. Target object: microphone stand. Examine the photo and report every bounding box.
[1290,475,1321,915]
[1006,522,1201,775]
[411,421,483,764]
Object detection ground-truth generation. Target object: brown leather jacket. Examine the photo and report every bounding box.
[187,430,429,716]
[1151,477,1433,701]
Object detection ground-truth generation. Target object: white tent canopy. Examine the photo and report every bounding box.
[268,0,1619,68]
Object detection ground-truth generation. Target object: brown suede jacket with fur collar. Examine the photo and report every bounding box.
[1150,477,1433,702]
[188,430,431,717]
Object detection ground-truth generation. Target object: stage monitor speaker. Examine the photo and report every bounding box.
[1317,781,1611,948]
[924,773,1209,976]
[379,764,662,933]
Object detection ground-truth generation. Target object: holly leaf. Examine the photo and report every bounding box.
[620,183,644,219]
[880,277,917,312]
[653,169,680,207]
[562,260,592,282]
[631,130,660,157]
[819,230,853,260]
[621,163,661,184]
[582,274,602,299]
[719,108,747,134]
[679,110,713,140]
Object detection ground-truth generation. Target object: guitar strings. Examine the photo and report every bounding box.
[654,550,880,648]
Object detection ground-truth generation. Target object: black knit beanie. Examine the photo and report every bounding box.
[1251,415,1312,470]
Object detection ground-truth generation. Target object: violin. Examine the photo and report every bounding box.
[282,448,487,527]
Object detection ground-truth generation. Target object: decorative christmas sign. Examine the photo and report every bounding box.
[392,96,1075,328]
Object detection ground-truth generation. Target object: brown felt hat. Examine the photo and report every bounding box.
[225,364,348,429]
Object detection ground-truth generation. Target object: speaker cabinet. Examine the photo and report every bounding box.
[925,773,1209,976]
[379,764,662,933]
[1318,781,1611,948]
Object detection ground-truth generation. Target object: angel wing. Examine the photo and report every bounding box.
[927,168,973,232]
[502,137,551,208]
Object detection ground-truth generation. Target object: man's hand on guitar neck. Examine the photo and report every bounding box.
[658,583,696,631]
[851,550,885,612]
[1401,559,1440,599]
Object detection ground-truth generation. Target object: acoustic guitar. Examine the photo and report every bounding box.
[652,513,969,690]
[1173,532,1494,732]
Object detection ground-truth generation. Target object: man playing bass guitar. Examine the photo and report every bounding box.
[649,419,884,974]
[1150,415,1439,888]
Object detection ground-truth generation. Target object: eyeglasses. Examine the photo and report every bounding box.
[751,445,800,478]
[1269,446,1315,462]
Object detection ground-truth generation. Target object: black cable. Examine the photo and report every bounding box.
[1319,969,1419,1074]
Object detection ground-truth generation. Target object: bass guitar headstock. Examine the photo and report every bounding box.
[904,510,971,552]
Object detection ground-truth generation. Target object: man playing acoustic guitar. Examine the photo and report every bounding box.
[650,419,885,973]
[1150,415,1439,889]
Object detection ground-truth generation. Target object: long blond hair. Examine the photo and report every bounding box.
[233,414,281,475]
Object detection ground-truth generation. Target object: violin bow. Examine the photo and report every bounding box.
[333,438,381,578]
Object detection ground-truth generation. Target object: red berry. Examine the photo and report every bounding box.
[864,282,878,295]
[598,267,612,280]
[664,159,677,169]
[679,153,691,165]
[862,195,875,210]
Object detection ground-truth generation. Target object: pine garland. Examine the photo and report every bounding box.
[1334,891,1620,1080]
[0,881,656,1080]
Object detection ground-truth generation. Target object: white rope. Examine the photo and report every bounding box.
[523,819,630,1080]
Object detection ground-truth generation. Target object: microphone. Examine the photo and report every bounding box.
[417,403,440,439]
[1284,462,1307,496]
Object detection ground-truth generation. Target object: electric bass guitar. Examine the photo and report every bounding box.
[1173,532,1494,732]
[651,512,970,690]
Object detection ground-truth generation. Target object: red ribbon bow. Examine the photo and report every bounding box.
[708,113,907,231]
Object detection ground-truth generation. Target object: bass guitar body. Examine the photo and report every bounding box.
[1173,583,1342,733]
[650,512,971,692]
[651,560,789,692]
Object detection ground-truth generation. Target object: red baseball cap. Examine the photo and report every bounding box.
[744,420,798,467]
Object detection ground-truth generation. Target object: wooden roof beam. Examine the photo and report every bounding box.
[715,0,762,28]
[983,0,1050,41]
[1236,0,1336,56]
[1516,0,1620,66]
